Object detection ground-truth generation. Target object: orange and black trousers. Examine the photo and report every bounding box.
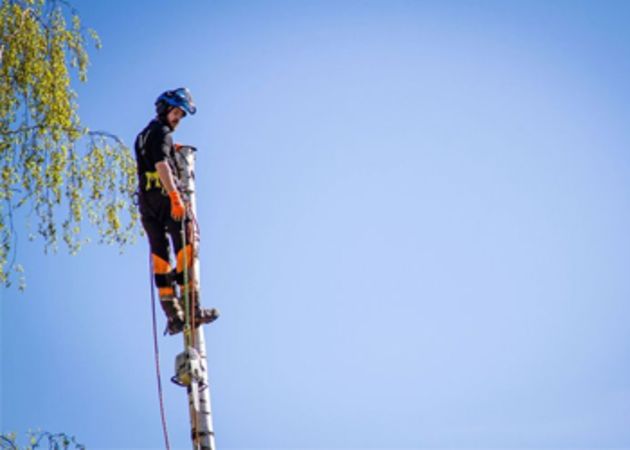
[139,189,193,298]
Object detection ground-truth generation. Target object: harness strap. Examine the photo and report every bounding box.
[154,270,178,287]
[144,171,163,190]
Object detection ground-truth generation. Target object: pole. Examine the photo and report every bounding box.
[172,145,217,450]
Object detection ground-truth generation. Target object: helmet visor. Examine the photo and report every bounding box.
[173,88,197,115]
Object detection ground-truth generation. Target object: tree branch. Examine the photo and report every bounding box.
[0,435,17,450]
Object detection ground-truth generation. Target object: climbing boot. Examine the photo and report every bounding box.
[165,315,185,335]
[160,295,185,335]
[194,305,220,326]
[179,288,220,327]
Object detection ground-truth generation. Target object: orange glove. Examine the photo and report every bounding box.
[169,190,185,221]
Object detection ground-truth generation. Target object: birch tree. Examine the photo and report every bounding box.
[0,0,139,288]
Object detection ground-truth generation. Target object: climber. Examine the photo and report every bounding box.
[134,87,219,335]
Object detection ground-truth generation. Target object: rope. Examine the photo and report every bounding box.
[149,253,172,450]
[181,217,196,347]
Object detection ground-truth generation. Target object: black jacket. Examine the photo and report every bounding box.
[134,119,177,193]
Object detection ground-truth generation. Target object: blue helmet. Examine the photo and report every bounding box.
[155,87,197,116]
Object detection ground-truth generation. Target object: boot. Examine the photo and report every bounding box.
[179,287,220,327]
[160,295,185,335]
[194,304,220,326]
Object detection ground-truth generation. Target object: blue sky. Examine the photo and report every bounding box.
[2,0,630,448]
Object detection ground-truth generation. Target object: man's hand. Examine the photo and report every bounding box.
[169,190,185,221]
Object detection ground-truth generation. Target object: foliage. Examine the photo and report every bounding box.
[0,0,139,289]
[0,431,85,450]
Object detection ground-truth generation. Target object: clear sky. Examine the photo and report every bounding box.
[2,0,630,449]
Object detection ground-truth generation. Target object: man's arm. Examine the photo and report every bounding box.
[155,160,178,194]
[156,161,185,221]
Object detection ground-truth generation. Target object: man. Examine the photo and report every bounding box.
[135,88,218,335]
